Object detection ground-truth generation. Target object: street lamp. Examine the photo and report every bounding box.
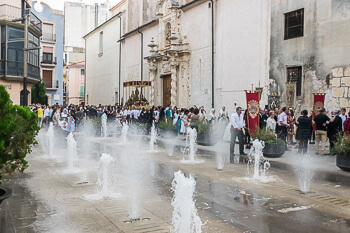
[12,9,40,106]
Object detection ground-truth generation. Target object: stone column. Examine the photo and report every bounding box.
[149,61,157,106]
[170,62,178,106]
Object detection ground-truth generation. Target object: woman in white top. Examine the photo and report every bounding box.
[208,109,217,123]
[180,109,189,135]
[266,111,277,133]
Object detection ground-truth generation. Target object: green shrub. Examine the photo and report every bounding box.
[334,135,350,156]
[159,120,176,131]
[0,85,40,183]
[254,128,283,144]
[198,121,212,134]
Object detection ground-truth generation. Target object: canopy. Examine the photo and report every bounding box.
[123,81,151,88]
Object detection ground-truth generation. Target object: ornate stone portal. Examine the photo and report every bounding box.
[146,0,191,107]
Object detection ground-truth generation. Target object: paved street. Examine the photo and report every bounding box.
[1,131,350,233]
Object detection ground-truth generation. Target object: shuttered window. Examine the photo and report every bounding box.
[284,9,304,40]
[43,70,53,88]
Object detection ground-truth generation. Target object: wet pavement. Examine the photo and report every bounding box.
[0,131,350,233]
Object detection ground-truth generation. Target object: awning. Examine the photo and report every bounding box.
[123,81,151,88]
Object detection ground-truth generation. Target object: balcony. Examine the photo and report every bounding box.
[41,56,57,65]
[0,60,40,81]
[30,12,42,34]
[42,33,56,42]
[0,4,42,34]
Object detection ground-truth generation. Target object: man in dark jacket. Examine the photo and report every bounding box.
[327,110,343,154]
[296,110,312,154]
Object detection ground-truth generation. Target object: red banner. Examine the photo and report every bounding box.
[312,93,326,130]
[245,91,260,135]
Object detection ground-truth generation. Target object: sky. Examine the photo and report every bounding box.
[36,0,122,11]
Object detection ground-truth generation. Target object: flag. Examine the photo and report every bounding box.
[245,91,260,135]
[312,93,326,131]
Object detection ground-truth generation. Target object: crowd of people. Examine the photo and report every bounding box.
[230,106,350,156]
[30,103,350,156]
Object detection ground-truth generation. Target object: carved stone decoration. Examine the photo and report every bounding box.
[145,0,192,107]
[170,62,178,106]
[148,61,157,105]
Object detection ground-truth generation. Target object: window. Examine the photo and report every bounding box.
[8,27,24,41]
[99,31,103,56]
[80,86,84,97]
[43,53,53,63]
[81,69,85,75]
[43,70,53,88]
[42,23,55,41]
[284,9,304,40]
[287,66,302,96]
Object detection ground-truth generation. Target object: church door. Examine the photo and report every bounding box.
[163,75,171,107]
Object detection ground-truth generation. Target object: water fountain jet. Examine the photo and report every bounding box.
[47,122,54,157]
[67,132,77,172]
[101,113,107,137]
[171,170,202,233]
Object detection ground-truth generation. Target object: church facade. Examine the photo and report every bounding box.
[86,0,271,113]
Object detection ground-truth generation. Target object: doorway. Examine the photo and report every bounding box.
[163,75,171,107]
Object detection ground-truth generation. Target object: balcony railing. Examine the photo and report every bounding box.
[30,12,42,33]
[0,60,40,80]
[0,4,21,21]
[41,56,57,65]
[42,33,56,42]
[0,5,42,33]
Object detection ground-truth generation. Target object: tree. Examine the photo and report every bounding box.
[31,81,47,104]
[0,85,40,183]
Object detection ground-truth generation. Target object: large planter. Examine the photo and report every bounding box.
[161,129,178,139]
[0,187,12,205]
[196,133,218,146]
[262,141,285,158]
[336,153,350,172]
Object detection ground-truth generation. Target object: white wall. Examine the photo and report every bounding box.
[215,0,271,113]
[122,24,158,102]
[85,17,121,105]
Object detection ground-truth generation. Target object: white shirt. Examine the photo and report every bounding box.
[230,112,245,129]
[266,117,276,131]
[339,114,347,129]
[44,108,50,117]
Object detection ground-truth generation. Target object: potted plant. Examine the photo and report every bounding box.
[254,129,285,158]
[159,120,177,139]
[0,85,40,204]
[196,121,218,146]
[334,135,350,172]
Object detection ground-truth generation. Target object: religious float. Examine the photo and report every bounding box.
[123,81,151,108]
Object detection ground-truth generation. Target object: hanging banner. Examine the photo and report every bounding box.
[285,82,296,109]
[313,93,325,112]
[245,91,260,135]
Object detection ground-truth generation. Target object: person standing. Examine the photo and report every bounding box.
[266,111,276,133]
[327,110,342,154]
[37,105,43,127]
[230,107,246,163]
[278,107,289,150]
[339,108,347,131]
[313,108,330,155]
[343,111,350,136]
[43,105,50,128]
[296,110,312,154]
